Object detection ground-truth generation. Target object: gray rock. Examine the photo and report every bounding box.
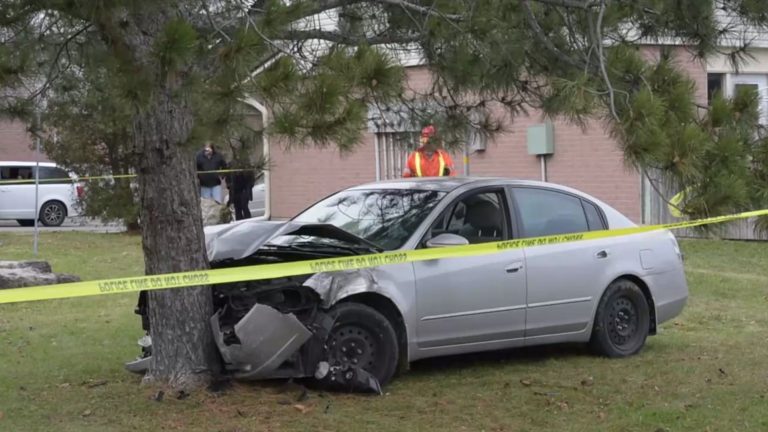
[0,260,52,273]
[0,260,80,290]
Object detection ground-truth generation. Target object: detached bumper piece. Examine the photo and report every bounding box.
[314,361,383,395]
[211,304,312,380]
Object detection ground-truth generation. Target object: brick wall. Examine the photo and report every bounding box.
[268,134,377,218]
[0,120,48,162]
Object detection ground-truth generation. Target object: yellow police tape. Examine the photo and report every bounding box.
[1,209,767,305]
[0,168,258,185]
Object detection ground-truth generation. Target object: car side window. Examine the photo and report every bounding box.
[426,191,507,245]
[513,188,589,237]
[582,200,606,230]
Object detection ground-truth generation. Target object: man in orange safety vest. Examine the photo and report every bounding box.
[403,125,455,177]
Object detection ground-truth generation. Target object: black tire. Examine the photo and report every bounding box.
[318,302,399,388]
[589,279,650,358]
[39,201,66,227]
[16,219,35,227]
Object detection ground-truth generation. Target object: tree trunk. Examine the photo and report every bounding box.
[121,9,221,391]
[134,91,221,390]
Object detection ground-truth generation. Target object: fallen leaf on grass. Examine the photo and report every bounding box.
[597,411,606,420]
[580,377,594,387]
[58,383,71,388]
[520,379,532,387]
[83,379,108,388]
[558,401,569,411]
[293,404,311,414]
[81,409,92,417]
[0,411,4,420]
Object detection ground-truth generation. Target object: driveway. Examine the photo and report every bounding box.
[0,217,126,233]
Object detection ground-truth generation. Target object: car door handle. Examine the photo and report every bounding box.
[505,262,524,273]
[595,250,609,259]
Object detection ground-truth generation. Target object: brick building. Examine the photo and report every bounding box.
[264,46,709,223]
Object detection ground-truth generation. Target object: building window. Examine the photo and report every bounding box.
[375,132,418,180]
[707,73,724,105]
[729,74,768,125]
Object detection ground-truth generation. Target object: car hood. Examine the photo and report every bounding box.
[204,219,377,262]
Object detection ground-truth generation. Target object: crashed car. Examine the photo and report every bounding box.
[126,177,688,392]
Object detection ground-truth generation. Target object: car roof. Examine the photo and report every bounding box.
[347,176,590,195]
[0,161,58,167]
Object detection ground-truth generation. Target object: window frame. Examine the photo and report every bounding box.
[508,186,608,238]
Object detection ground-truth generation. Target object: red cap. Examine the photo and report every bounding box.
[421,124,436,138]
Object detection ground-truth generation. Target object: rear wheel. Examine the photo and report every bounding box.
[589,279,650,357]
[315,302,398,390]
[40,201,66,227]
[16,219,35,227]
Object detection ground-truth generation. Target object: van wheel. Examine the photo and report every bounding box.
[315,303,399,391]
[589,279,650,357]
[16,219,35,227]
[40,201,66,227]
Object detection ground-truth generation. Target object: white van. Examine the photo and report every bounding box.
[0,161,83,226]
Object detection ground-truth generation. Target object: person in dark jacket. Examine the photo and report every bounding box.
[196,144,227,203]
[227,165,257,220]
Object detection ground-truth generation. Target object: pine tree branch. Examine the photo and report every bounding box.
[520,0,585,69]
[370,0,463,21]
[529,0,598,8]
[278,29,422,45]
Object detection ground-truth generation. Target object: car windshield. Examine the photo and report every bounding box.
[290,188,446,251]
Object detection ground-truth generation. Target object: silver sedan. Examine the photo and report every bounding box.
[128,177,688,393]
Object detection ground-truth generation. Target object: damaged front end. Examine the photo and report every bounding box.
[125,220,388,394]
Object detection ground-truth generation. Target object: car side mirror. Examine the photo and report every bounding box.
[426,233,469,248]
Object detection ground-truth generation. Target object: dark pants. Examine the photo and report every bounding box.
[233,191,251,221]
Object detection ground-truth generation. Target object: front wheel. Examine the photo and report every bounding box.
[314,302,399,392]
[589,279,650,357]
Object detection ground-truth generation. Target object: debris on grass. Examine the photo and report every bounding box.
[152,390,165,402]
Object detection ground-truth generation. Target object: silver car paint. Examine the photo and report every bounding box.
[202,177,687,372]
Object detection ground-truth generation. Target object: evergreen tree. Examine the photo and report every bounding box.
[1,0,767,391]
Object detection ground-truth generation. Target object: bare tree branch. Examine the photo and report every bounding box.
[594,0,619,122]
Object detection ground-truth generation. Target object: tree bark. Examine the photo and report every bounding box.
[120,9,221,391]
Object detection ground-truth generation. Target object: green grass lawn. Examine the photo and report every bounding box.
[1,232,767,431]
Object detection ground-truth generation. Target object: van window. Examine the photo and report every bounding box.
[0,166,34,182]
[0,166,71,184]
[38,166,72,184]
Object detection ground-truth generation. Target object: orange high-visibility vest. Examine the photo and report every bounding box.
[414,151,446,177]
